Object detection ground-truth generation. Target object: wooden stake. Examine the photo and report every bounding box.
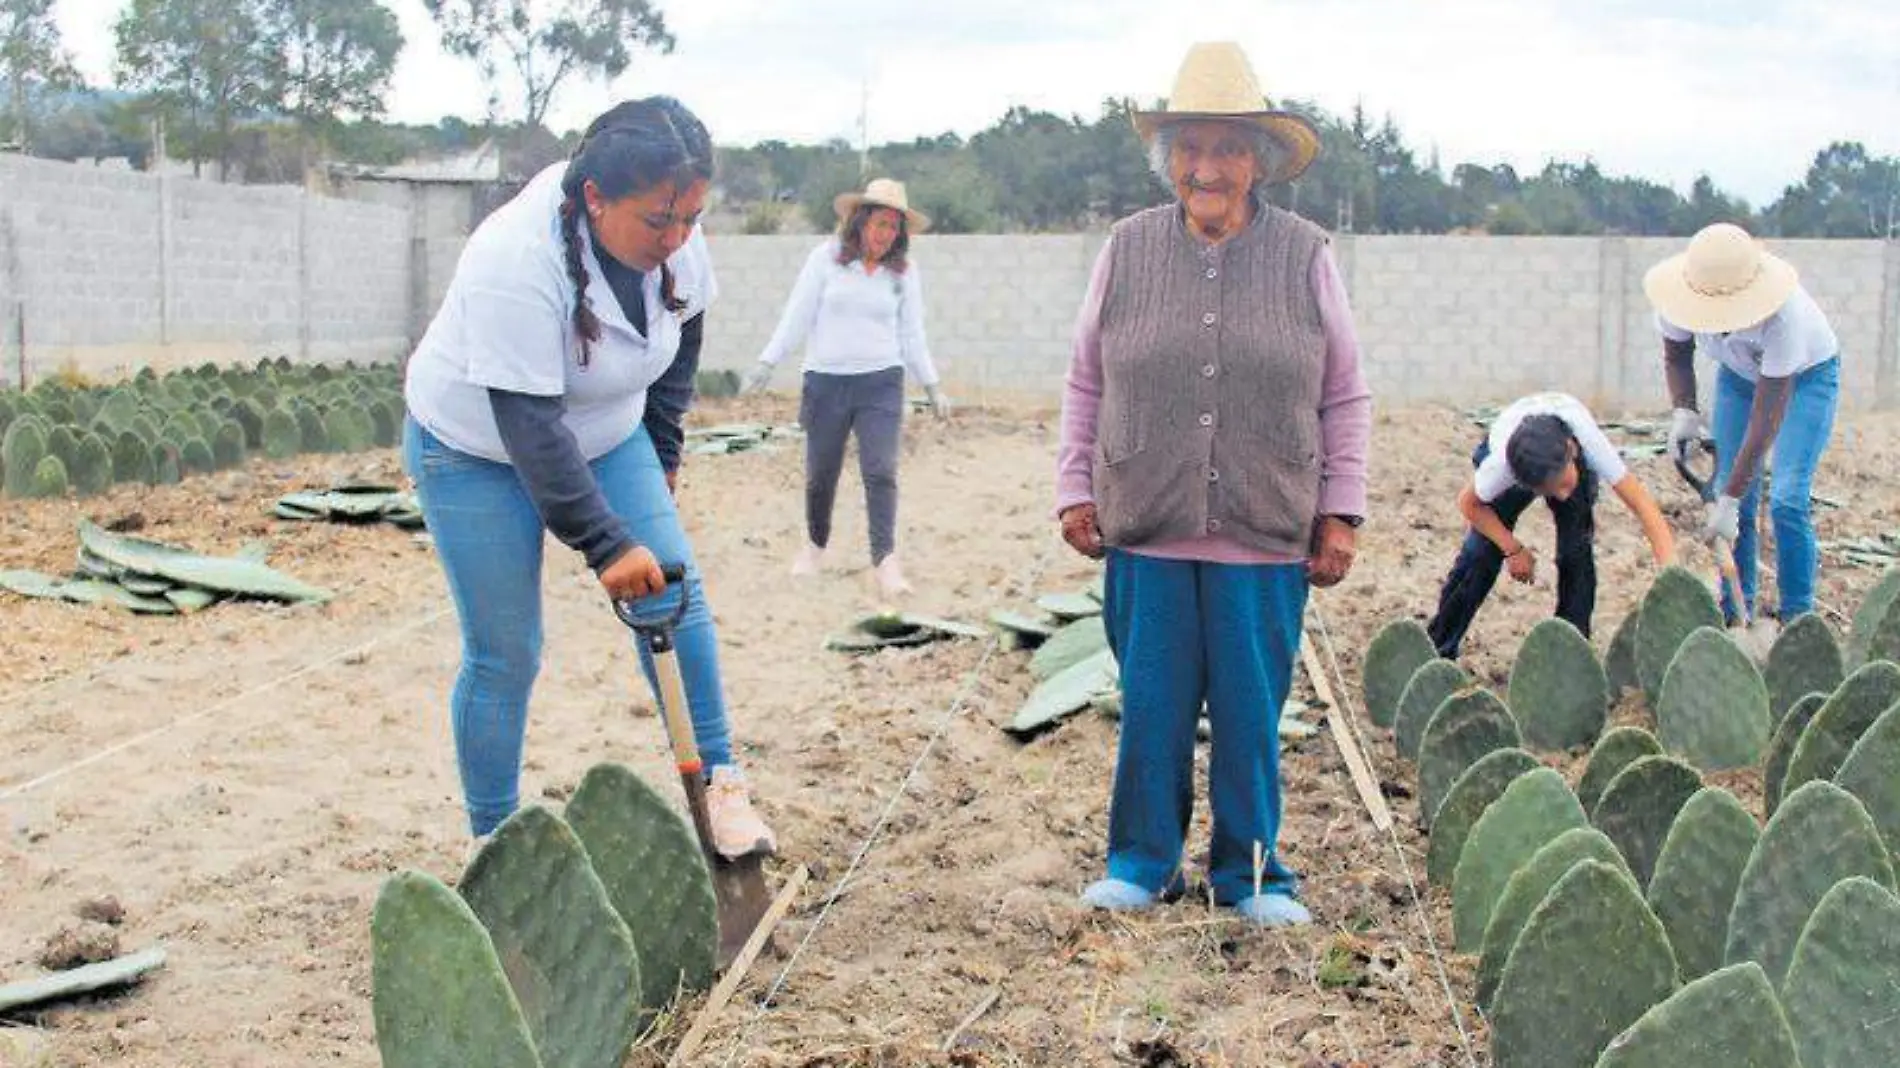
[669,864,812,1068]
[1300,637,1394,832]
[940,987,1002,1052]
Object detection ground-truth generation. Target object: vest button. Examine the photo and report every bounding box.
[1201,364,1216,377]
[1198,413,1214,428]
[1206,268,1218,280]
[1208,468,1219,482]
[1207,518,1222,532]
[1202,312,1217,326]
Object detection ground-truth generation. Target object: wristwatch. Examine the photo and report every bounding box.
[1327,514,1365,529]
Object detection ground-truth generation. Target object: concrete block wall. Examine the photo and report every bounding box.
[1,155,412,384]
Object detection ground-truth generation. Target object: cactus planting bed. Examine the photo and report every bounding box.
[3,396,1898,1067]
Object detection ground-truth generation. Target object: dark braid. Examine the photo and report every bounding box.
[558,95,714,365]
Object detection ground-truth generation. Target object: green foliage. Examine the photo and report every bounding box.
[1425,747,1540,887]
[1766,613,1846,724]
[1725,780,1895,987]
[213,421,247,469]
[1636,566,1724,705]
[1508,617,1609,751]
[71,431,112,496]
[424,0,672,127]
[43,424,79,472]
[29,454,68,497]
[113,0,272,176]
[1394,659,1470,761]
[1655,628,1771,771]
[1477,827,1628,1009]
[1489,860,1678,1068]
[1846,568,1900,669]
[1781,660,1900,803]
[179,435,216,475]
[1779,877,1900,1068]
[2,416,49,497]
[1590,755,1704,888]
[1766,692,1829,816]
[1834,703,1900,864]
[1362,619,1437,728]
[1593,962,1800,1068]
[1578,727,1667,816]
[1452,767,1589,951]
[111,430,153,484]
[149,442,181,485]
[262,406,301,459]
[296,405,330,452]
[1417,687,1521,829]
[1646,788,1760,982]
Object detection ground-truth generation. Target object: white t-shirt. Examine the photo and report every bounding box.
[404,162,718,463]
[1655,285,1838,384]
[1474,392,1628,502]
[755,238,939,385]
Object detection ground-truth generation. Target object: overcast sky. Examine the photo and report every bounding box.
[50,0,1900,206]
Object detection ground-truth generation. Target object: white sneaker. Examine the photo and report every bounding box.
[790,543,825,577]
[1234,893,1313,928]
[872,555,913,597]
[706,766,778,859]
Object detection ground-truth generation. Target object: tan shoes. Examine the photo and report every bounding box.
[872,554,913,597]
[790,543,825,577]
[706,766,778,859]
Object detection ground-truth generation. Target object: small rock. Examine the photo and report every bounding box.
[75,895,126,926]
[40,922,122,970]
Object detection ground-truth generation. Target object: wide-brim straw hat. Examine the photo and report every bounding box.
[834,177,931,233]
[1643,222,1799,333]
[1131,41,1321,185]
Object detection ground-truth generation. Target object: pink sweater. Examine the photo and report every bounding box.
[1055,234,1372,564]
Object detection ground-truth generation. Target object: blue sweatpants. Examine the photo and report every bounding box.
[1100,548,1309,905]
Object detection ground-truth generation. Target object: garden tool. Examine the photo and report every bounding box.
[1672,442,1776,660]
[613,566,775,971]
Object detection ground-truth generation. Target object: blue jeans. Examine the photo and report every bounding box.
[1100,549,1308,905]
[1711,357,1839,620]
[403,417,736,836]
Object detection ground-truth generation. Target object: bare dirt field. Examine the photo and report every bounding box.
[2,396,1896,1067]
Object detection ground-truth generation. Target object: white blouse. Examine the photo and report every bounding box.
[756,238,939,385]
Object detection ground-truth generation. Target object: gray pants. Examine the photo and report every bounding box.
[800,367,903,564]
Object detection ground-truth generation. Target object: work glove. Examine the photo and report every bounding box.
[1701,494,1741,544]
[924,383,953,420]
[1667,407,1707,463]
[741,362,774,395]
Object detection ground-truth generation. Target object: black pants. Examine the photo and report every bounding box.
[1427,440,1598,658]
[800,366,903,565]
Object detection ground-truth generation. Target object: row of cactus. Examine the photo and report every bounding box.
[0,359,404,498]
[372,763,719,1068]
[1366,562,1900,1066]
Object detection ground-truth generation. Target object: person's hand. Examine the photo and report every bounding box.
[1667,407,1707,463]
[1306,516,1358,588]
[664,468,679,498]
[1702,495,1741,544]
[925,383,953,421]
[742,362,774,395]
[1059,503,1104,559]
[1506,544,1536,584]
[599,545,666,600]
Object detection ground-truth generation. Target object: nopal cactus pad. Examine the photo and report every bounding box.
[1451,767,1590,951]
[1635,565,1723,704]
[1394,659,1470,761]
[1488,860,1678,1068]
[1645,787,1761,982]
[1605,610,1640,698]
[1723,780,1896,988]
[1765,692,1828,816]
[1591,755,1703,889]
[1780,659,1900,803]
[1417,687,1521,830]
[1833,702,1900,864]
[1476,827,1628,1009]
[1509,617,1611,751]
[1425,747,1540,887]
[1779,877,1900,1068]
[1593,962,1800,1068]
[1846,566,1900,669]
[564,763,718,1014]
[1656,628,1771,771]
[459,806,642,1068]
[1577,726,1666,816]
[371,870,543,1068]
[1362,619,1437,728]
[1029,615,1109,682]
[1765,613,1845,726]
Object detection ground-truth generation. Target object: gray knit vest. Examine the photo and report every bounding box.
[1094,200,1330,555]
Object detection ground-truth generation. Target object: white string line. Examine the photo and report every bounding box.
[713,546,1056,1067]
[0,604,454,804]
[1309,600,1482,1068]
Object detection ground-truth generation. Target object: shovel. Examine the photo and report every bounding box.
[1674,442,1755,629]
[612,565,775,972]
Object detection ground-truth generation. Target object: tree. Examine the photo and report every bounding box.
[423,0,674,128]
[2,0,82,152]
[261,0,404,174]
[1767,141,1900,238]
[114,0,273,177]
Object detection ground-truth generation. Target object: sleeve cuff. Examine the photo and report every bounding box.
[1318,478,1367,520]
[1052,487,1094,521]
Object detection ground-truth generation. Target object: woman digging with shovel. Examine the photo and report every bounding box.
[401,95,778,863]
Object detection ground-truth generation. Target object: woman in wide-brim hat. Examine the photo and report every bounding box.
[1645,221,1843,628]
[1053,40,1372,927]
[745,176,949,598]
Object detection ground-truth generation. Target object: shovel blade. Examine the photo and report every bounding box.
[709,853,775,970]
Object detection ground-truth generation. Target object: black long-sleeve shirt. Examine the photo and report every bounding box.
[488,249,701,574]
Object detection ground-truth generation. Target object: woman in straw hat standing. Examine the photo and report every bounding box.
[1645,222,1841,626]
[1054,42,1372,927]
[745,178,949,597]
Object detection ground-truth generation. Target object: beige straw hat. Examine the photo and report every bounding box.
[1643,222,1799,333]
[833,177,932,233]
[1131,41,1320,184]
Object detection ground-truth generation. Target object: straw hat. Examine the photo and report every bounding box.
[1643,223,1799,333]
[1131,41,1320,184]
[833,177,931,233]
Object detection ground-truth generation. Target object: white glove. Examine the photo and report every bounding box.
[741,362,774,395]
[924,383,952,420]
[1667,407,1707,462]
[1702,494,1741,544]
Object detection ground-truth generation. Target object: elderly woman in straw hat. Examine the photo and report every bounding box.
[746,177,949,597]
[1645,222,1842,626]
[1054,41,1372,926]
